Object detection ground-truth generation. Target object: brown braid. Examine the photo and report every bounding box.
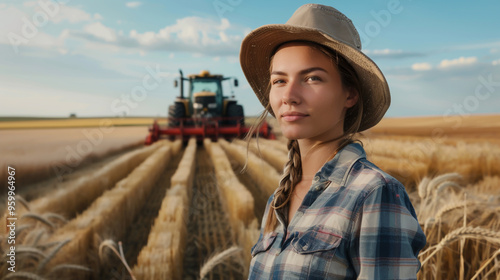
[262,139,301,233]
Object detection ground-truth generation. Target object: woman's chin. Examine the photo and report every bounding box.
[281,129,306,140]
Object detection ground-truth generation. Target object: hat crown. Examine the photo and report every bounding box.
[286,4,362,50]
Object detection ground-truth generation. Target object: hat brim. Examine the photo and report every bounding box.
[240,24,390,132]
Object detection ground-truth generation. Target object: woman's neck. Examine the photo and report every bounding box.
[297,138,341,183]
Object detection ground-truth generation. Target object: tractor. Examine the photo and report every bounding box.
[145,70,275,144]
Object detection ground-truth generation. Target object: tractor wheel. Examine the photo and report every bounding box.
[226,103,244,126]
[168,102,185,127]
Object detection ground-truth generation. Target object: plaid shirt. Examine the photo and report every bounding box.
[248,143,426,279]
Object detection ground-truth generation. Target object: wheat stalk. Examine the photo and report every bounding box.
[15,247,47,260]
[36,239,70,274]
[423,217,436,232]
[21,213,55,229]
[199,246,242,279]
[421,227,500,266]
[24,228,46,246]
[471,248,500,280]
[4,271,46,280]
[481,263,500,280]
[42,213,68,225]
[16,195,31,211]
[15,224,33,236]
[48,264,92,275]
[99,240,136,280]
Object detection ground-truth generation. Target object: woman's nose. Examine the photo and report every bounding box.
[282,80,301,105]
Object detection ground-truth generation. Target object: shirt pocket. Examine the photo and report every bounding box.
[251,232,278,257]
[291,228,342,255]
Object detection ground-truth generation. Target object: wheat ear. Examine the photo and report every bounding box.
[425,172,463,198]
[421,227,500,266]
[199,246,242,279]
[417,177,430,199]
[435,201,474,220]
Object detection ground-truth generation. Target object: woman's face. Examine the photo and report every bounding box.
[269,43,358,141]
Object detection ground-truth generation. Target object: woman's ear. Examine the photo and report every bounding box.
[345,89,359,109]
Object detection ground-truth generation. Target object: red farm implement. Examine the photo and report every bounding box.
[145,70,275,144]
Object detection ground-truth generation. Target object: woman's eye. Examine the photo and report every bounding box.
[306,76,322,82]
[272,79,285,85]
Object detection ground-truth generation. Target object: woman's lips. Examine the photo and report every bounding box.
[281,111,309,122]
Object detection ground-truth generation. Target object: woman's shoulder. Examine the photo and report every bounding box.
[331,142,407,198]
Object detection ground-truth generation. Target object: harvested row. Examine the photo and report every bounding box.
[182,145,243,280]
[132,138,197,280]
[204,139,259,276]
[205,139,255,227]
[232,139,287,173]
[44,140,181,279]
[1,142,163,233]
[219,138,280,200]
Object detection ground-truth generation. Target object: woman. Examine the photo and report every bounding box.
[240,4,426,279]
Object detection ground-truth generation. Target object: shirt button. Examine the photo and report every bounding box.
[302,244,309,250]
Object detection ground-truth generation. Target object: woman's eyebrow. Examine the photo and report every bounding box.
[270,67,328,76]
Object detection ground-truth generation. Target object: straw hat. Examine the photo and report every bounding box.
[240,3,390,132]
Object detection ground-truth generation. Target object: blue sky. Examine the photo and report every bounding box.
[1,0,499,118]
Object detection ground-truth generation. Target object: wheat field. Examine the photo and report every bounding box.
[0,115,499,279]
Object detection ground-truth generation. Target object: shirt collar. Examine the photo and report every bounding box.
[314,142,366,187]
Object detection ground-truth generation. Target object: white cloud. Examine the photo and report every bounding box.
[126,2,142,8]
[438,56,477,69]
[62,15,243,56]
[84,22,117,42]
[363,48,423,59]
[412,62,432,71]
[94,13,103,20]
[127,16,242,55]
[452,41,500,51]
[0,3,7,9]
[493,59,500,66]
[50,5,92,24]
[368,49,403,55]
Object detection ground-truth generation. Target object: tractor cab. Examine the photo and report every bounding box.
[188,70,226,120]
[144,69,274,144]
[172,70,239,123]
